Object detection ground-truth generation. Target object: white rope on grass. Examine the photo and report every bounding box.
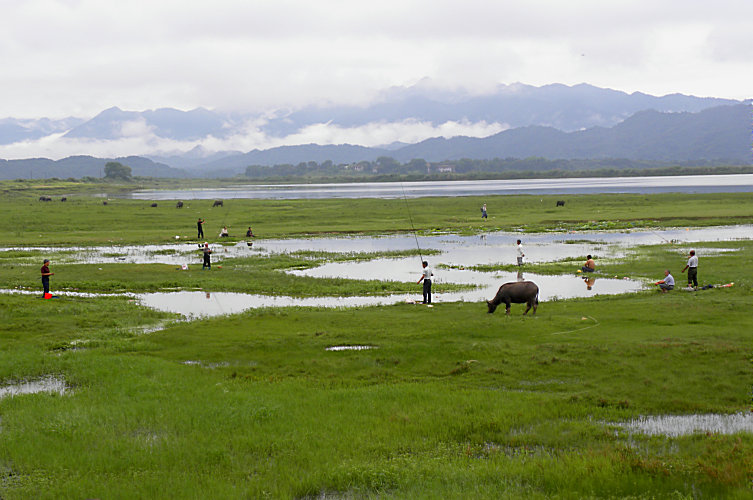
[548,315,600,336]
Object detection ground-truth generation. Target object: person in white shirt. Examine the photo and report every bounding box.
[682,250,698,289]
[417,261,433,304]
[656,269,675,292]
[516,239,525,266]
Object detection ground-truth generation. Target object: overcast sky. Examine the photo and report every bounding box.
[1,0,751,119]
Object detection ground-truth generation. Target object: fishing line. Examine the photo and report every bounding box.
[400,183,424,263]
[547,316,600,336]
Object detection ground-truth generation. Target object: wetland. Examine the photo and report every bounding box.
[1,183,752,498]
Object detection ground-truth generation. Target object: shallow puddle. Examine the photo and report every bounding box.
[613,413,753,437]
[0,376,68,399]
[137,291,427,317]
[135,270,642,318]
[325,345,376,351]
[3,225,749,317]
[3,225,751,267]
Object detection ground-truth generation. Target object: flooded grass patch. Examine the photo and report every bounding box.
[325,345,377,352]
[613,413,753,437]
[0,376,68,399]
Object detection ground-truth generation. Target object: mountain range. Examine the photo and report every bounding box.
[0,83,750,179]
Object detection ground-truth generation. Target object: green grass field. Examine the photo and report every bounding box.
[1,185,752,498]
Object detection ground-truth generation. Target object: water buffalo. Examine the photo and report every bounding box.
[150,203,158,208]
[60,197,67,202]
[556,200,565,207]
[38,196,52,202]
[176,201,184,208]
[487,281,539,315]
[212,200,223,207]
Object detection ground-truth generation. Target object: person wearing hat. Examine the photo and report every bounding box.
[682,250,698,289]
[41,259,54,297]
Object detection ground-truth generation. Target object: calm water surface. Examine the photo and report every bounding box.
[122,174,753,200]
[5,225,749,316]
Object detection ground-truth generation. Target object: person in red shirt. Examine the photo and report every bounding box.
[41,259,54,297]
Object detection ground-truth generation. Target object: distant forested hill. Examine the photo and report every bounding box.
[0,156,184,180]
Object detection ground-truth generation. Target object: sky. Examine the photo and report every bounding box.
[0,0,751,158]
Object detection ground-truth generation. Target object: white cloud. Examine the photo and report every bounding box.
[0,119,508,160]
[0,0,751,123]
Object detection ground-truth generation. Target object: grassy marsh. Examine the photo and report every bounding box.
[1,186,752,498]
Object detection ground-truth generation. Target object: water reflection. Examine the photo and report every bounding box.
[3,225,750,267]
[135,270,643,318]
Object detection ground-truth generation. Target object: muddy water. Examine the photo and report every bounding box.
[613,413,753,437]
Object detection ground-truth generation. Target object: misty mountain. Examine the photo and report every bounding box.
[63,107,239,141]
[387,103,751,163]
[263,82,739,136]
[182,103,750,174]
[190,144,391,176]
[0,155,184,180]
[1,83,740,149]
[147,146,244,169]
[0,117,85,145]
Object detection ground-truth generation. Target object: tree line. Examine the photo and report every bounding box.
[243,157,753,181]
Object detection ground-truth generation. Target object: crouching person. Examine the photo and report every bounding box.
[655,269,674,293]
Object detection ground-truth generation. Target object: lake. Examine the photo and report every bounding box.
[123,174,753,200]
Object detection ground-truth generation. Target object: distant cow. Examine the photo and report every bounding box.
[38,196,52,202]
[556,200,565,207]
[212,200,224,207]
[103,201,108,205]
[150,203,158,208]
[176,201,184,208]
[487,281,539,315]
[61,197,67,202]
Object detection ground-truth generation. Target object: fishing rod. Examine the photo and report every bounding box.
[400,183,424,264]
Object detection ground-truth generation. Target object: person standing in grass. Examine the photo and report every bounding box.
[481,203,487,218]
[682,250,698,289]
[516,239,525,266]
[202,242,212,270]
[197,218,205,239]
[41,259,54,297]
[417,261,433,304]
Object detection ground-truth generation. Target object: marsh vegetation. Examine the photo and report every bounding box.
[1,184,752,498]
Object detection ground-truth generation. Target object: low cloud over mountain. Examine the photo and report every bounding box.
[0,83,749,179]
[0,83,742,162]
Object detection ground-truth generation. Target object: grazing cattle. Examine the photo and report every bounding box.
[150,203,158,207]
[556,200,565,207]
[103,201,108,205]
[487,281,539,315]
[61,197,67,202]
[38,196,52,201]
[176,201,184,208]
[212,200,224,207]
